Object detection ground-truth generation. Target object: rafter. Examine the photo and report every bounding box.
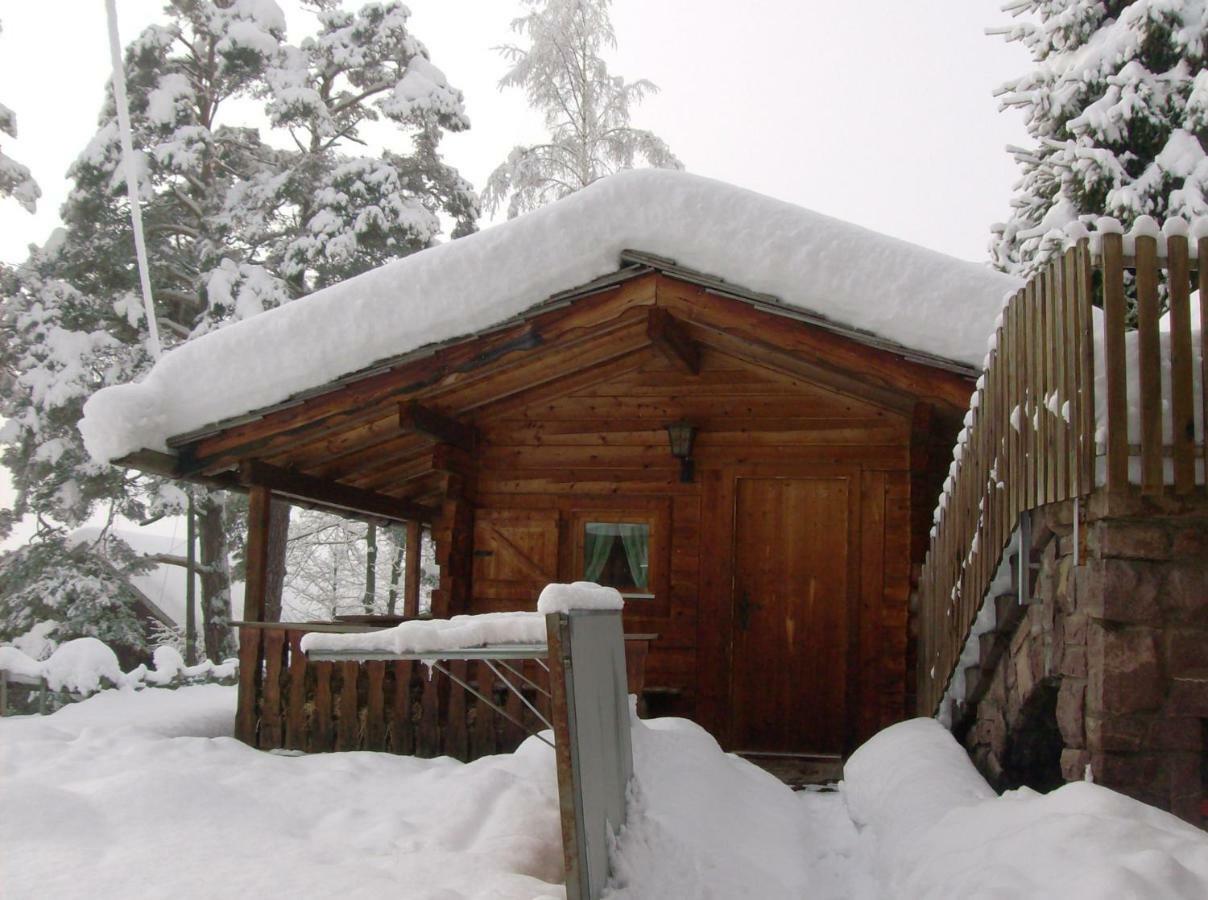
[399,401,479,452]
[646,307,700,374]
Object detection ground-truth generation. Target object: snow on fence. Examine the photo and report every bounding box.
[919,222,1206,715]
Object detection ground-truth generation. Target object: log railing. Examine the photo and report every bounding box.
[919,228,1207,715]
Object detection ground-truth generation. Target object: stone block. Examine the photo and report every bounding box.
[1059,643,1087,678]
[1146,717,1202,752]
[1163,630,1208,678]
[1060,748,1090,783]
[1091,751,1160,796]
[1159,562,1208,625]
[1091,521,1171,561]
[1064,611,1088,646]
[1087,625,1163,716]
[1056,678,1086,748]
[1168,676,1208,716]
[1014,647,1036,701]
[1076,559,1161,624]
[1171,525,1208,559]
[1090,714,1148,753]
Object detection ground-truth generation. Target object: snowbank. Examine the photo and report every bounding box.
[607,714,877,899]
[80,170,1016,463]
[536,581,623,614]
[843,719,1208,897]
[0,686,565,900]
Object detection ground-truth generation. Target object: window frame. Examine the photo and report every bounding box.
[568,502,670,616]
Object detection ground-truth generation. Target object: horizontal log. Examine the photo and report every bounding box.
[239,461,436,524]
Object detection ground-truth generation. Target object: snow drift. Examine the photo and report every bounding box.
[80,169,1016,463]
[843,718,1208,898]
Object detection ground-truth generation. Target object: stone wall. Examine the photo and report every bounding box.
[961,492,1208,825]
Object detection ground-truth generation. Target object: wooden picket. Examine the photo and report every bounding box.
[919,235,1205,714]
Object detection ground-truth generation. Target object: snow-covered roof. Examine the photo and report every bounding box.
[81,170,1019,463]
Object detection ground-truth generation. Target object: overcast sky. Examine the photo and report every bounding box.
[0,0,1030,546]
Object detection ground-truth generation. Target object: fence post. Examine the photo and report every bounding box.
[546,610,633,900]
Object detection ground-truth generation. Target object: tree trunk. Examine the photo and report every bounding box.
[362,522,377,612]
[262,498,290,622]
[386,527,404,615]
[197,491,235,661]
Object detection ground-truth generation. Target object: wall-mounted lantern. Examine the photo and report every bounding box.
[665,420,697,483]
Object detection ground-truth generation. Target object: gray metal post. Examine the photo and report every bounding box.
[546,610,634,900]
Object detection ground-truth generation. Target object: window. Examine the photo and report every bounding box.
[583,522,650,592]
[569,505,667,610]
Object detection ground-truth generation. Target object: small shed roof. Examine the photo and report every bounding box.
[81,170,1018,463]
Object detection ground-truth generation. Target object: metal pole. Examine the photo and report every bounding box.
[185,490,197,665]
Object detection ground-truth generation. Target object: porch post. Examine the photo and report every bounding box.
[403,519,422,618]
[235,484,273,745]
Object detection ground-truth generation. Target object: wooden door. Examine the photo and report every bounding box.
[471,510,560,612]
[728,476,850,754]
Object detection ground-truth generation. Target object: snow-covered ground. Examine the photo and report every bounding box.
[2,689,1206,899]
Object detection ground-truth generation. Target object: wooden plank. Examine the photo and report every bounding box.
[365,660,387,750]
[1075,242,1096,495]
[312,662,334,752]
[258,628,285,749]
[390,660,415,755]
[400,400,479,452]
[646,307,700,374]
[234,626,262,747]
[1135,234,1163,493]
[470,661,498,758]
[336,661,361,751]
[403,521,422,618]
[1101,232,1129,491]
[285,632,308,751]
[234,484,273,745]
[1166,234,1195,493]
[417,668,441,757]
[445,660,470,761]
[240,460,436,524]
[1052,258,1068,500]
[1201,237,1208,480]
[502,668,527,752]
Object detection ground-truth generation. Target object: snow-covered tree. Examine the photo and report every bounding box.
[0,533,153,666]
[0,1,474,661]
[482,0,681,218]
[283,510,435,620]
[991,1,1208,273]
[0,21,40,213]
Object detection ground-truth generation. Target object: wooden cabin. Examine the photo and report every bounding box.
[91,172,1014,758]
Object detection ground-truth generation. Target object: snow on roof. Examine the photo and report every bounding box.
[81,170,1019,463]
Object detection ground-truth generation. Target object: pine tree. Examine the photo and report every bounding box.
[991,1,1208,273]
[0,1,475,660]
[0,533,154,667]
[482,0,682,218]
[0,20,40,213]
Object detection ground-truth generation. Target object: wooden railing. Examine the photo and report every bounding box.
[919,228,1207,715]
[235,622,654,758]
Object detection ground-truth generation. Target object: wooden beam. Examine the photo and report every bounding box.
[235,484,272,745]
[399,400,480,452]
[646,307,700,374]
[404,520,421,618]
[239,460,436,524]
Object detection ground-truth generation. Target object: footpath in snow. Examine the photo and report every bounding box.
[2,688,1207,898]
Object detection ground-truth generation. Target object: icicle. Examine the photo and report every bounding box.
[105,0,161,361]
